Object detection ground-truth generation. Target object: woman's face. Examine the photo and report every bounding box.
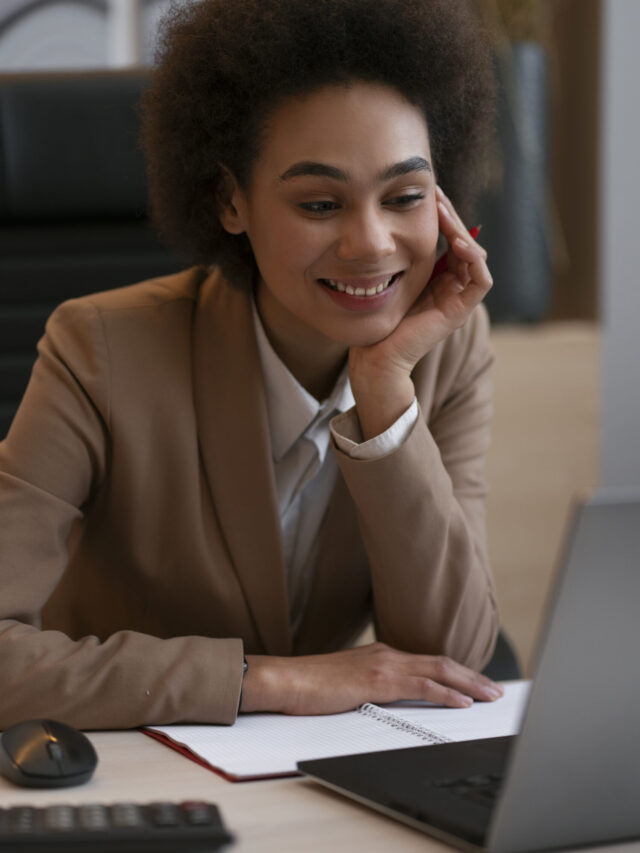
[221,81,439,350]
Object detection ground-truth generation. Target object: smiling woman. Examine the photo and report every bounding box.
[0,0,503,730]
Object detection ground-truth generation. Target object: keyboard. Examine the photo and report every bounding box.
[0,800,234,851]
[431,772,504,808]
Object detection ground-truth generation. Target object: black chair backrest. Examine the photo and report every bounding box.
[0,70,188,439]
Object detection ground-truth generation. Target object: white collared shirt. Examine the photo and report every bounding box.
[252,304,418,631]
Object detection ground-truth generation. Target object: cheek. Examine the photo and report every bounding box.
[407,210,439,262]
[401,193,439,247]
[250,209,327,274]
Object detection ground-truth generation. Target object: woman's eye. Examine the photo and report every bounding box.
[298,200,340,215]
[384,193,425,208]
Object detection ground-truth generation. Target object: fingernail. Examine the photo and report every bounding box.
[454,236,469,248]
[485,686,503,700]
[461,695,473,707]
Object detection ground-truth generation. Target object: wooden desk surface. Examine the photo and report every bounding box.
[0,730,638,853]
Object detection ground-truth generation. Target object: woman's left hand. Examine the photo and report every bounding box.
[349,186,493,439]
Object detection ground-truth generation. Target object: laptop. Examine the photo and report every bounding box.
[298,490,640,852]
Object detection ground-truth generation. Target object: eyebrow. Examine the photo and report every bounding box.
[278,156,431,183]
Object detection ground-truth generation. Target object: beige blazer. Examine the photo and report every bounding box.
[0,267,498,729]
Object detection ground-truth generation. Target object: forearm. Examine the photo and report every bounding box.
[0,619,244,729]
[335,414,498,672]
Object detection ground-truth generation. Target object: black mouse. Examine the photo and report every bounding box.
[0,719,98,788]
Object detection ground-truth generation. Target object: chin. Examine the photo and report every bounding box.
[328,317,402,349]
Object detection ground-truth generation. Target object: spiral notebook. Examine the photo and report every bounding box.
[143,680,528,782]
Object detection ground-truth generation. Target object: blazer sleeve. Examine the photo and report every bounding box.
[0,299,244,729]
[332,306,499,671]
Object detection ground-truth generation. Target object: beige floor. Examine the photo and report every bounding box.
[487,322,601,673]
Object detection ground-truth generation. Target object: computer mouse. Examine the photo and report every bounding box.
[0,718,98,788]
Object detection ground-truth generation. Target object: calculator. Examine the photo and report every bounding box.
[0,799,234,851]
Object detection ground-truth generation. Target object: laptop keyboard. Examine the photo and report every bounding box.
[431,773,504,808]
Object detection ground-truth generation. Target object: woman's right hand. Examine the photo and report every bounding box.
[239,642,503,715]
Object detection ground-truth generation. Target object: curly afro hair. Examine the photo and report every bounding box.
[141,0,495,284]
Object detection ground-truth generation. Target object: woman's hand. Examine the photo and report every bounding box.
[349,186,493,439]
[239,642,503,715]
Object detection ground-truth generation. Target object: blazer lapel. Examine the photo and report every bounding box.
[192,269,291,655]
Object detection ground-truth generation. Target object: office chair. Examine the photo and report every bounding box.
[0,70,188,439]
[482,628,521,681]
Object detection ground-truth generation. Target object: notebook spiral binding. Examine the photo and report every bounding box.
[358,703,450,745]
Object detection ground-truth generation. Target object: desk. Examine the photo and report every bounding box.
[0,730,638,852]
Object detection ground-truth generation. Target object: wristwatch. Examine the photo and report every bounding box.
[238,656,248,712]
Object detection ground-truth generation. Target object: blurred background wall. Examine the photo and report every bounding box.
[0,0,171,69]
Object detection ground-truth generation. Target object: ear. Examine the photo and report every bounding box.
[217,165,247,235]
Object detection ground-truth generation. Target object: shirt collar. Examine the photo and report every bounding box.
[252,301,354,462]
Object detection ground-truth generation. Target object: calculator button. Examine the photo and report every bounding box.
[77,803,110,830]
[111,802,144,828]
[44,805,75,831]
[181,801,215,825]
[8,807,37,833]
[149,801,180,826]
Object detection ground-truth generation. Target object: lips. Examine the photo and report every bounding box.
[319,272,401,297]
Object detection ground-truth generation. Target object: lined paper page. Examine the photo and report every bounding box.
[147,707,432,779]
[146,680,530,780]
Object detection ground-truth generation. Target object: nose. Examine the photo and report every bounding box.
[334,207,395,263]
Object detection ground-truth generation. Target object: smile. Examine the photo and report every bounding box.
[319,272,401,297]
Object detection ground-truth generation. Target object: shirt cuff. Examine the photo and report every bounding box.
[330,398,419,460]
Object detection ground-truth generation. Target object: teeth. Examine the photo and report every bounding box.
[323,274,396,296]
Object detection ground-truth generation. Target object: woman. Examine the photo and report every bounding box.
[0,0,502,729]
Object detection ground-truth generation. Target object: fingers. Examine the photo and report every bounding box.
[408,677,474,708]
[436,185,487,259]
[433,192,492,310]
[363,643,503,710]
[436,185,466,240]
[399,652,503,707]
[448,235,493,303]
